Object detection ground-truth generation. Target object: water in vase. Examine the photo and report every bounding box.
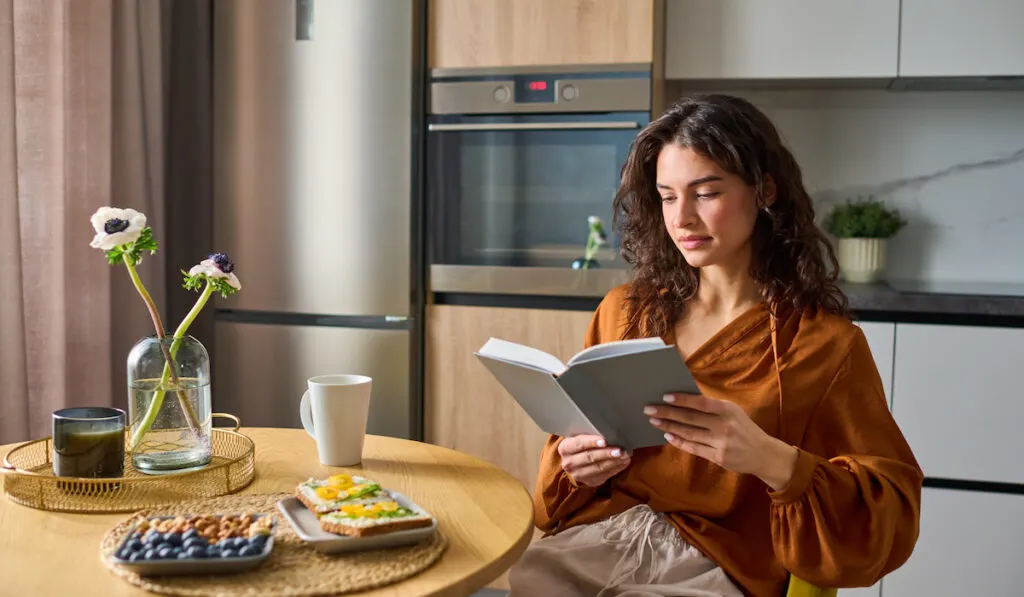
[130,377,212,474]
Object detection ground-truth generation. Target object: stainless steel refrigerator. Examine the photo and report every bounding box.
[210,0,424,439]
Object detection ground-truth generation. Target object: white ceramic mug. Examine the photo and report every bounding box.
[299,374,372,466]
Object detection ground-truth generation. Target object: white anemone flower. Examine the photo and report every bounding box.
[188,253,241,290]
[587,215,608,245]
[89,207,147,250]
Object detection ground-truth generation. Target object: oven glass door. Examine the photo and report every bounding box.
[427,111,649,268]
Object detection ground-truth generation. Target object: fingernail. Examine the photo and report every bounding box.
[664,432,674,441]
[610,449,621,457]
[663,394,675,403]
[643,406,656,415]
[649,417,662,426]
[597,439,606,448]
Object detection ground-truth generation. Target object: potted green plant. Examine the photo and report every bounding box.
[822,196,907,283]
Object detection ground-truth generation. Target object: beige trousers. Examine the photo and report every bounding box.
[507,505,744,597]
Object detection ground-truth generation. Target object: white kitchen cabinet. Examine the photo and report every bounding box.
[899,0,1024,77]
[664,0,899,80]
[891,324,1024,485]
[857,321,895,407]
[882,487,1024,597]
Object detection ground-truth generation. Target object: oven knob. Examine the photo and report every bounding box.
[493,85,510,103]
[561,84,578,101]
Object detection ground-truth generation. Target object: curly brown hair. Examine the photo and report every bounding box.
[613,94,849,338]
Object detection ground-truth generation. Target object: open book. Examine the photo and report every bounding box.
[474,337,701,451]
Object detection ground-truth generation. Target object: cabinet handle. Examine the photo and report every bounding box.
[427,122,642,132]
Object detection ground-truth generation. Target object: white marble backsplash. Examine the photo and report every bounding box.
[666,87,1024,284]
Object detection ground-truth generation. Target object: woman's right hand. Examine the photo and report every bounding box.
[558,434,631,487]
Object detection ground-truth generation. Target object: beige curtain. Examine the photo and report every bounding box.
[0,0,198,445]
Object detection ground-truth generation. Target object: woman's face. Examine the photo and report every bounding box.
[656,144,764,271]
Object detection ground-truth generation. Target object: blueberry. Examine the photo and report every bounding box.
[238,546,259,557]
[171,547,183,557]
[157,546,174,559]
[232,537,248,550]
[183,538,207,550]
[144,531,162,546]
[115,548,131,560]
[177,552,190,559]
[182,529,199,542]
[127,539,143,552]
[221,549,237,558]
[143,548,157,560]
[206,546,221,557]
[249,534,267,548]
[164,532,183,546]
[185,545,206,559]
[129,552,145,562]
[155,542,173,552]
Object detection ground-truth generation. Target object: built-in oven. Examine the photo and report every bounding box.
[426,65,651,277]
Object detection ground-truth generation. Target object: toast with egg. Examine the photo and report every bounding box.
[318,492,434,537]
[295,474,382,515]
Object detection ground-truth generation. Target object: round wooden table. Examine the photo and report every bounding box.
[0,428,535,596]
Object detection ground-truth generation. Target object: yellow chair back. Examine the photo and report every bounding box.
[785,575,838,597]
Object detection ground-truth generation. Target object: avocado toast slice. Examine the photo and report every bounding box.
[295,474,382,514]
[318,491,434,537]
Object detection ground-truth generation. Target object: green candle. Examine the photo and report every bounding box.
[52,407,126,478]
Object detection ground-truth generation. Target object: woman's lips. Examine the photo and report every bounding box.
[678,236,712,250]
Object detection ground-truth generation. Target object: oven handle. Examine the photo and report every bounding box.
[427,121,643,132]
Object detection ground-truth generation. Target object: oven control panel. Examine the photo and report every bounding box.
[430,73,650,115]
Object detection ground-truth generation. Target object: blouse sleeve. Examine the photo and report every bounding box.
[532,289,623,533]
[768,328,924,588]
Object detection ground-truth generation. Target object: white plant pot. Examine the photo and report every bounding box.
[837,237,887,283]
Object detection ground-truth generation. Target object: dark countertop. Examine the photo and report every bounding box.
[430,265,1024,325]
[841,282,1024,320]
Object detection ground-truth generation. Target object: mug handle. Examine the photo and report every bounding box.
[300,390,316,439]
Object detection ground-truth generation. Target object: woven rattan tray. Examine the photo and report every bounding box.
[1,413,255,513]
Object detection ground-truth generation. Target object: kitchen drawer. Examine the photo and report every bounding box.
[892,323,1024,484]
[882,488,1024,597]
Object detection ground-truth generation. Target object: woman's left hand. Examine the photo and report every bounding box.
[644,393,798,491]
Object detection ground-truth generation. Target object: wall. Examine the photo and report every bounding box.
[663,86,1024,284]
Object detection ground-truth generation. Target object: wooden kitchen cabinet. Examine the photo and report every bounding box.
[427,0,657,69]
[881,487,1024,597]
[899,0,1024,77]
[664,0,899,80]
[892,323,1024,485]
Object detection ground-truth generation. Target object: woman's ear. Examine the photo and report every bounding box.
[760,175,778,209]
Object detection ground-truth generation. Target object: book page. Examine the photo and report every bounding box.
[477,338,567,375]
[567,337,667,367]
[474,354,599,437]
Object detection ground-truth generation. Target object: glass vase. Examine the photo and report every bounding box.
[126,334,213,474]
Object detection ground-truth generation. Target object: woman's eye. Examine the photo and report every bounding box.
[696,192,720,200]
[660,195,676,203]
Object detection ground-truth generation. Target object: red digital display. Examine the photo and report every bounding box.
[528,81,548,91]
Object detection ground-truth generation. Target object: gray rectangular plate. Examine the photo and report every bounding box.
[276,493,437,554]
[108,513,275,577]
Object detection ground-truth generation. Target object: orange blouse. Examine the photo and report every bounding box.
[533,284,923,597]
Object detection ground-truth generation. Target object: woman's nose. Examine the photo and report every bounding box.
[672,196,696,229]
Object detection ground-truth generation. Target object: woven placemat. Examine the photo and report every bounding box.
[99,492,448,596]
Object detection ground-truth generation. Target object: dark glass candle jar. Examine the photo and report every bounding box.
[52,407,126,478]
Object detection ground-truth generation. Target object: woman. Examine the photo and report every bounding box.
[507,94,923,597]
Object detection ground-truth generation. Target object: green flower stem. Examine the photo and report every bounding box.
[123,256,202,449]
